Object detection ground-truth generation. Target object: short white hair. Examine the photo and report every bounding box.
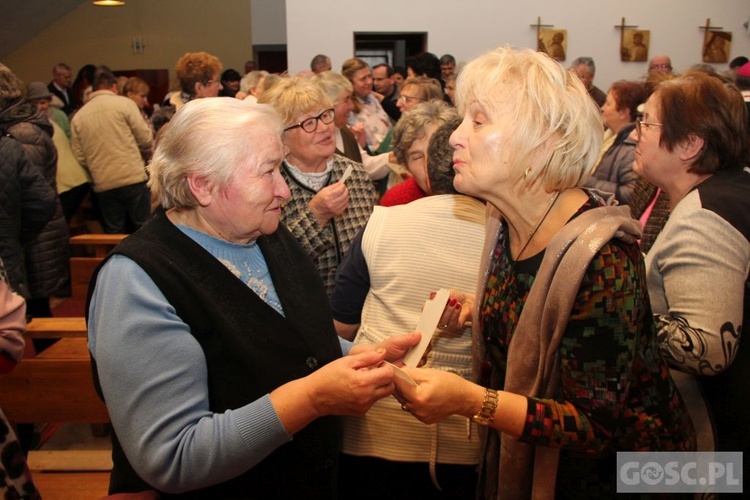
[239,70,269,95]
[149,98,283,209]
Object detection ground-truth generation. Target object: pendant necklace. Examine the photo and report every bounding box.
[510,191,561,268]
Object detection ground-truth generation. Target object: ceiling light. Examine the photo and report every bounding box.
[93,1,125,6]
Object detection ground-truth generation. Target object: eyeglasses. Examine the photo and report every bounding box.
[204,79,220,86]
[648,64,672,71]
[334,95,352,107]
[398,94,425,104]
[284,108,335,133]
[635,118,664,139]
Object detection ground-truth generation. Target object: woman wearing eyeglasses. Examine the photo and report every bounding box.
[632,72,750,464]
[396,76,444,113]
[260,76,377,295]
[379,100,456,207]
[371,76,445,158]
[171,51,223,110]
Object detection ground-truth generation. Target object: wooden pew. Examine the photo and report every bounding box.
[0,338,107,423]
[69,234,127,258]
[69,234,126,300]
[26,317,87,339]
[0,336,111,498]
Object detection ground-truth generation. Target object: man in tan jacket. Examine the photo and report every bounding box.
[72,68,153,233]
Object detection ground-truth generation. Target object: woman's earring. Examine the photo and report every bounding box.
[524,167,532,179]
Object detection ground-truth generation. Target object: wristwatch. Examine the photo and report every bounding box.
[470,388,498,426]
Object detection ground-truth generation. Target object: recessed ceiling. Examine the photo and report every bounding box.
[0,0,84,60]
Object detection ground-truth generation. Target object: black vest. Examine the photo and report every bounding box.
[694,168,750,455]
[88,209,343,498]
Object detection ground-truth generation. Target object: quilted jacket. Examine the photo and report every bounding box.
[0,100,69,299]
[0,132,57,299]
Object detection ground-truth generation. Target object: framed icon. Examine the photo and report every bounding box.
[538,29,567,62]
[621,29,649,62]
[702,31,731,63]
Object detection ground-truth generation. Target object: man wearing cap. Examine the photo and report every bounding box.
[27,82,92,222]
[27,82,69,136]
[71,68,153,233]
[47,63,74,115]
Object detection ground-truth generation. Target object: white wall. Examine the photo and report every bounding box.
[285,0,750,90]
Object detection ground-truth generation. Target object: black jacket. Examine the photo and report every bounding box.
[0,132,57,299]
[0,100,69,300]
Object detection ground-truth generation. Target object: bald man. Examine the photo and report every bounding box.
[648,55,673,75]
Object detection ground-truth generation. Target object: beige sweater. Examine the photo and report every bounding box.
[343,195,485,467]
[71,89,153,192]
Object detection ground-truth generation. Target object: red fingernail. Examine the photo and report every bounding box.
[454,302,461,309]
[429,292,436,299]
[448,298,456,306]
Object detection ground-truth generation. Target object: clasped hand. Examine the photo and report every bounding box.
[392,367,473,425]
[309,182,349,226]
[308,332,421,418]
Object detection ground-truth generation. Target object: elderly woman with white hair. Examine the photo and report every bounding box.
[87,98,418,497]
[237,70,268,102]
[394,47,695,498]
[259,76,377,295]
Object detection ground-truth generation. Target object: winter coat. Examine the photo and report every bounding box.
[0,132,57,299]
[0,100,69,299]
[585,123,638,205]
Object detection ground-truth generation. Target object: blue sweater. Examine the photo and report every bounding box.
[88,216,351,494]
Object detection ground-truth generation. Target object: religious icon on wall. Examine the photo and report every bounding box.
[620,29,649,62]
[538,29,567,61]
[702,31,731,63]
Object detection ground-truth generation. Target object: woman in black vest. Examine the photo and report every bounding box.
[87,97,419,498]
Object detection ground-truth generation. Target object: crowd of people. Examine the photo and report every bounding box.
[1,45,749,498]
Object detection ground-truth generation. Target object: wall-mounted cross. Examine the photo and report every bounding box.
[614,17,639,47]
[699,18,723,32]
[530,16,555,45]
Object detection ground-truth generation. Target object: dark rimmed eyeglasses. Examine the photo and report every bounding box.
[284,108,335,133]
[635,118,663,139]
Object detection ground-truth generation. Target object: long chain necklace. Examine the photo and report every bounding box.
[511,191,561,265]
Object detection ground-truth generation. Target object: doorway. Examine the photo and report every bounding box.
[353,32,427,69]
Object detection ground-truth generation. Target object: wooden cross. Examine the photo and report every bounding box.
[699,18,723,32]
[614,17,639,50]
[700,19,728,62]
[531,17,554,53]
